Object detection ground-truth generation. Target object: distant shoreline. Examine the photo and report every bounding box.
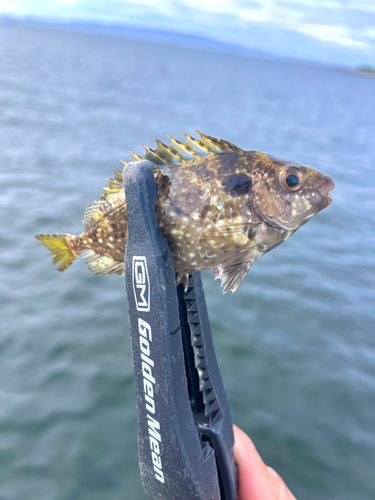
[2,15,373,72]
[357,67,375,78]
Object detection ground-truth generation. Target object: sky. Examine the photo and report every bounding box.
[1,0,375,67]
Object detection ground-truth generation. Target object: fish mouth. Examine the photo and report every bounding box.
[323,175,335,200]
[317,174,335,208]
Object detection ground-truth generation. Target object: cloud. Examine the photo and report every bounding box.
[175,0,375,51]
[1,0,375,65]
[294,24,369,48]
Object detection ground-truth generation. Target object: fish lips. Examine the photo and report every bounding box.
[303,174,335,218]
[307,174,335,211]
[304,174,335,216]
[320,174,335,207]
[324,174,335,200]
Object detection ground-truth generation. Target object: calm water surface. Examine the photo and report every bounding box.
[1,25,375,500]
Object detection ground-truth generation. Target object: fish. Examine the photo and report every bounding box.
[36,131,335,293]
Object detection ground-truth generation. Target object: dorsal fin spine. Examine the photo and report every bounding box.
[181,132,209,156]
[142,144,167,165]
[154,139,180,164]
[103,187,118,196]
[113,169,123,181]
[107,177,121,189]
[130,151,143,161]
[166,136,196,160]
[194,130,224,154]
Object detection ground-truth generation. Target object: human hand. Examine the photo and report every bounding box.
[233,425,297,500]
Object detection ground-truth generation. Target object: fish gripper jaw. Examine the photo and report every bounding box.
[123,160,237,500]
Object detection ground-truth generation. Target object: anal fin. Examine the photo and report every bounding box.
[84,250,124,276]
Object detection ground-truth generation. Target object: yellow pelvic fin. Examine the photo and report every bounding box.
[35,234,78,272]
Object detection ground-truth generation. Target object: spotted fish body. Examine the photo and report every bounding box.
[36,132,335,293]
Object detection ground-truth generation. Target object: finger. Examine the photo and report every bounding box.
[233,424,274,499]
[267,466,297,500]
[233,425,297,500]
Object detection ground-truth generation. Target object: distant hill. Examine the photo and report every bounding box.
[2,16,369,69]
[0,16,282,62]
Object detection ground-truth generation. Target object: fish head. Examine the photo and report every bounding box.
[251,153,335,231]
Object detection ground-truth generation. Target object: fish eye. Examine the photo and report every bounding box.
[286,174,299,187]
[278,169,303,192]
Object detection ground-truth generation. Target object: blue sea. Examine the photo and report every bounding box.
[1,25,375,500]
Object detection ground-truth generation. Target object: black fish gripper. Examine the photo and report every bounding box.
[123,160,237,500]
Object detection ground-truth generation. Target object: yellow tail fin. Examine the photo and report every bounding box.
[35,234,78,272]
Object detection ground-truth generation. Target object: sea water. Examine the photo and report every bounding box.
[1,25,375,500]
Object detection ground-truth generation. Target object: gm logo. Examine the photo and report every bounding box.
[132,256,150,312]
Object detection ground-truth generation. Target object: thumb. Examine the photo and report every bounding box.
[233,425,297,500]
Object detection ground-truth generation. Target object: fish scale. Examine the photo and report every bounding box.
[36,131,334,293]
